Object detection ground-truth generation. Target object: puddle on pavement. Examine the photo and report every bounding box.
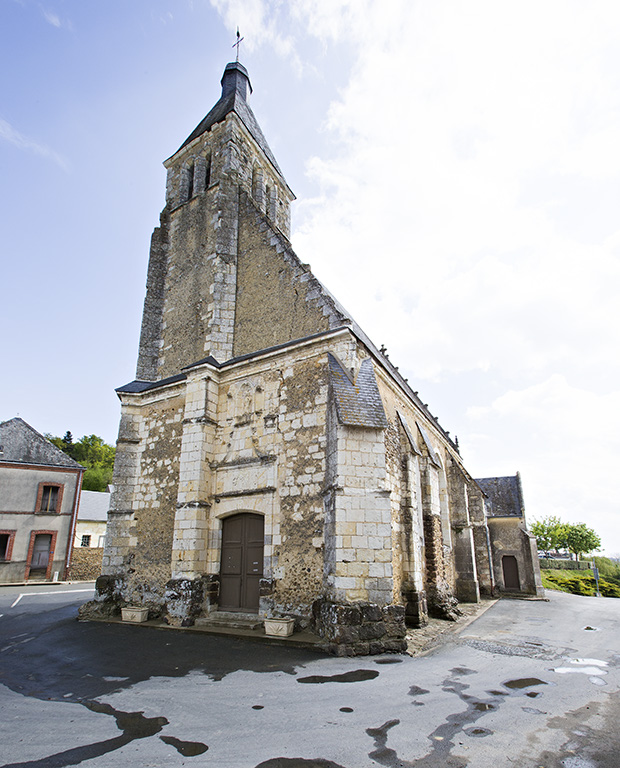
[374,657,403,665]
[473,702,495,712]
[464,727,492,738]
[366,719,401,766]
[408,685,430,696]
[554,658,608,679]
[503,678,548,690]
[255,760,347,768]
[297,669,379,684]
[526,691,541,698]
[252,705,264,710]
[160,735,208,756]
[339,707,354,713]
[85,701,168,739]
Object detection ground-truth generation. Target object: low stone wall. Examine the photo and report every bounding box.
[68,547,103,581]
[312,599,407,656]
[539,558,593,571]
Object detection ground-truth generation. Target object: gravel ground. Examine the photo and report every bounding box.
[405,598,500,655]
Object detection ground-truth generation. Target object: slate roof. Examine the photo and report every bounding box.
[78,490,110,521]
[476,474,524,517]
[116,373,186,394]
[0,417,83,469]
[328,354,388,428]
[174,62,286,183]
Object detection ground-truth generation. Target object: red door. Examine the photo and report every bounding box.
[219,514,264,612]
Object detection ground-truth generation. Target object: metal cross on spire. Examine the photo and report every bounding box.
[232,27,244,62]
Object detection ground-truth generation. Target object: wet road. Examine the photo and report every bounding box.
[0,584,618,767]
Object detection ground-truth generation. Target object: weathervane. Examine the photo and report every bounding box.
[232,27,244,62]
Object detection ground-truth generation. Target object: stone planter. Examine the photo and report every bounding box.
[121,607,149,623]
[264,617,295,637]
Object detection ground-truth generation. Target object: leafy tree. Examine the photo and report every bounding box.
[531,516,569,556]
[566,523,601,561]
[46,432,115,492]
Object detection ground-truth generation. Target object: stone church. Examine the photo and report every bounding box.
[83,61,543,654]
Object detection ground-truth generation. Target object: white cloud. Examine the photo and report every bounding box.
[465,376,620,554]
[0,117,68,170]
[42,8,60,27]
[209,1,620,551]
[40,6,72,30]
[209,0,300,68]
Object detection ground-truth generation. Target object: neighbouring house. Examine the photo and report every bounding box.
[81,61,543,654]
[476,474,544,596]
[68,489,111,581]
[0,417,84,583]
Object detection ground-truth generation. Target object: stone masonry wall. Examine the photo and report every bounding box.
[68,547,103,581]
[233,192,345,358]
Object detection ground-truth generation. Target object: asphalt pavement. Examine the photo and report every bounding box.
[0,583,618,768]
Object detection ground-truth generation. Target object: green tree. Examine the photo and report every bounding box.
[565,523,601,561]
[46,432,115,492]
[531,516,569,555]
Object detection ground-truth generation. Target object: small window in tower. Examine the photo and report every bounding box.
[187,162,194,198]
[179,163,194,203]
[80,534,91,548]
[37,484,62,514]
[265,184,271,216]
[205,155,211,188]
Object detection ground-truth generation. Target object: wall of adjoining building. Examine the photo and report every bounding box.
[0,464,80,583]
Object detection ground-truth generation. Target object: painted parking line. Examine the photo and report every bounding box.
[10,589,94,608]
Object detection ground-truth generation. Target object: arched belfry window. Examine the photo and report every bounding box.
[267,185,277,221]
[194,155,211,195]
[264,183,271,216]
[179,161,194,204]
[253,166,265,208]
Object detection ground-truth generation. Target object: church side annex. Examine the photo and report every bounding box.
[81,61,543,655]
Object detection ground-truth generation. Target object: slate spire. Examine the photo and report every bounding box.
[220,61,252,100]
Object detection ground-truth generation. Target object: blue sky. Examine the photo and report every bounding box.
[2,1,619,554]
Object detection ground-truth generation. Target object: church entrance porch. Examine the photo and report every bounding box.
[219,513,264,612]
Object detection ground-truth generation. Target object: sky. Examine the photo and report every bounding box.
[1,1,619,554]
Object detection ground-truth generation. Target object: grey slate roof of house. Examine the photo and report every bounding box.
[328,354,388,428]
[476,475,524,517]
[0,417,83,469]
[78,490,110,521]
[175,62,286,183]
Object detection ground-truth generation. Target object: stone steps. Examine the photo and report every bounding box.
[195,612,263,631]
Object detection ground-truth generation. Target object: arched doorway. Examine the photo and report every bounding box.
[502,555,520,590]
[219,513,264,612]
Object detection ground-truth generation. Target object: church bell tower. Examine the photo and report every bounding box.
[135,62,296,381]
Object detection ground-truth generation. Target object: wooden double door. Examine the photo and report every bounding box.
[219,513,264,612]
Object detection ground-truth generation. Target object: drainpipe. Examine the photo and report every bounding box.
[484,523,496,595]
[64,468,84,581]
